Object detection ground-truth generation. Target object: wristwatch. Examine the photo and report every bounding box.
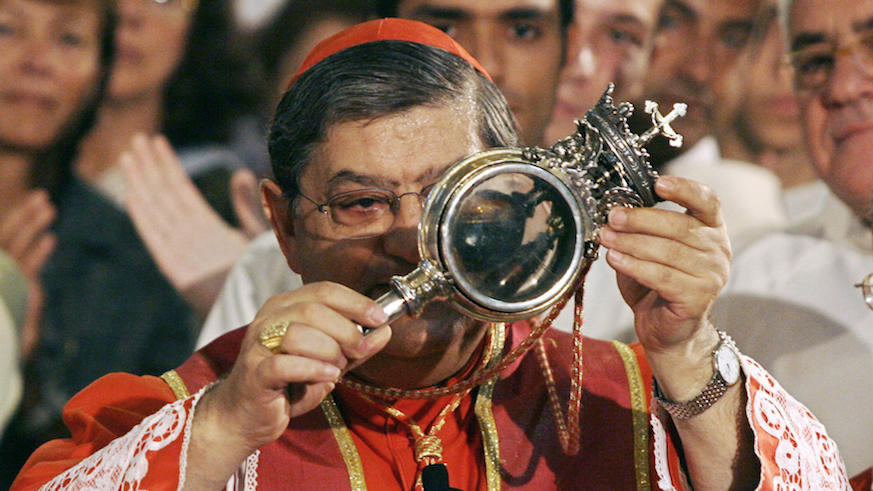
[653,330,741,420]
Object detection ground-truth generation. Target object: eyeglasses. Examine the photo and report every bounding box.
[146,0,199,13]
[785,30,873,94]
[856,273,873,311]
[295,185,436,239]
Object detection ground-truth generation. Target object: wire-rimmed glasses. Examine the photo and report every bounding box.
[295,184,437,239]
[784,30,873,94]
[146,0,198,13]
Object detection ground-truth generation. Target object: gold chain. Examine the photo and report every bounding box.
[322,322,506,491]
[335,271,591,484]
[535,286,585,455]
[350,323,501,488]
[339,297,572,400]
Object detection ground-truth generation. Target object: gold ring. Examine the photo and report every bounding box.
[259,322,289,353]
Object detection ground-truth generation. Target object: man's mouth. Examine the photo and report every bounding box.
[116,46,145,65]
[832,120,873,143]
[2,91,55,109]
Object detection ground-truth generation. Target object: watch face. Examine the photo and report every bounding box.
[715,344,741,385]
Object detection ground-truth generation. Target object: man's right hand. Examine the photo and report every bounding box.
[184,283,390,489]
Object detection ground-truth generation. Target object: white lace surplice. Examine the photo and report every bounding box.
[39,358,850,491]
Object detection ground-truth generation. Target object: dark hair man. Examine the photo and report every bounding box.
[642,0,760,160]
[376,0,574,147]
[545,0,664,144]
[195,0,578,347]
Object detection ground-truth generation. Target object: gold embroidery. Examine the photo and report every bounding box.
[475,377,501,490]
[475,323,505,491]
[324,324,506,491]
[160,370,190,400]
[611,341,650,491]
[321,396,367,491]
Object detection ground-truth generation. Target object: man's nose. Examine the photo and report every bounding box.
[381,197,423,265]
[19,38,56,76]
[682,37,715,84]
[118,0,146,29]
[471,34,504,85]
[566,25,598,81]
[569,46,598,82]
[823,51,873,107]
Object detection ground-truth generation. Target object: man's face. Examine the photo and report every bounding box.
[397,0,564,146]
[545,0,662,143]
[281,103,486,359]
[789,0,873,221]
[643,0,758,149]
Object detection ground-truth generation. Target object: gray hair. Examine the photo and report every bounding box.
[268,40,519,199]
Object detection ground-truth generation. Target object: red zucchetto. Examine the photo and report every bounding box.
[286,17,492,88]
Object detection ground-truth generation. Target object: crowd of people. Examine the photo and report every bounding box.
[0,0,871,489]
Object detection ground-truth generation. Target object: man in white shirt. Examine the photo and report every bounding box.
[714,0,873,475]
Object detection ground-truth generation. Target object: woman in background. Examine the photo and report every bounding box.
[1,0,263,483]
[0,0,116,485]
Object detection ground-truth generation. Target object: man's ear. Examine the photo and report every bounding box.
[261,179,301,274]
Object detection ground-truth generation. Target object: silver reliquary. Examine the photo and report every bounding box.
[375,84,688,325]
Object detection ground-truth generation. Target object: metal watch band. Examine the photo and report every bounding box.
[653,372,729,420]
[652,330,739,420]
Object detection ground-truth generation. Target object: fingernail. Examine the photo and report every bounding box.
[656,177,674,192]
[366,304,388,326]
[361,325,391,353]
[323,365,341,380]
[607,249,624,265]
[599,227,615,244]
[609,208,627,226]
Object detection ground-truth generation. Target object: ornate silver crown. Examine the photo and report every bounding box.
[523,84,686,225]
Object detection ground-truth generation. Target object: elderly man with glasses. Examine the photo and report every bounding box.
[710,0,873,479]
[12,18,847,491]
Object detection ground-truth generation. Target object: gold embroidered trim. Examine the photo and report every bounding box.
[475,378,501,490]
[611,341,650,491]
[321,396,367,491]
[475,323,505,491]
[323,324,506,491]
[160,370,190,400]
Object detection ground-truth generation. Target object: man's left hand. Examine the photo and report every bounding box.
[598,175,731,356]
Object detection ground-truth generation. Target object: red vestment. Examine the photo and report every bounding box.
[12,322,850,490]
[851,468,872,491]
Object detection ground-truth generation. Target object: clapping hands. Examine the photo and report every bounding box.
[120,134,269,317]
